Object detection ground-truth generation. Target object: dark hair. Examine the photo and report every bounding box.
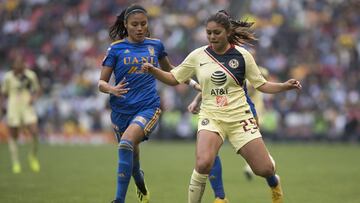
[206,10,256,46]
[109,4,148,41]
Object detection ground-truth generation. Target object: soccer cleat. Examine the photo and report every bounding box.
[136,184,150,203]
[271,175,283,203]
[28,154,40,172]
[214,197,229,203]
[12,162,21,174]
[135,170,150,203]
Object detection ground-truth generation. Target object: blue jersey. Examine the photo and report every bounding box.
[102,38,167,114]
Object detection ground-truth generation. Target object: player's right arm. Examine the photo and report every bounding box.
[159,56,201,91]
[188,92,202,114]
[99,45,130,97]
[98,66,129,98]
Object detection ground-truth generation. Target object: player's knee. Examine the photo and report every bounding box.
[118,140,134,151]
[253,162,275,177]
[195,156,213,174]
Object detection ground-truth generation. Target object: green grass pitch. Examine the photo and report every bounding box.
[1,141,360,203]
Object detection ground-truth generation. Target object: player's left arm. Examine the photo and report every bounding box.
[257,80,302,94]
[244,48,302,94]
[30,71,41,105]
[188,92,202,114]
[158,56,174,72]
[0,89,3,118]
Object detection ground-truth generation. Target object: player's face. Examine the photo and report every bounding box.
[12,57,25,73]
[125,13,148,43]
[206,21,230,53]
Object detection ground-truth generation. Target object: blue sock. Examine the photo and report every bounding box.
[115,140,134,202]
[209,155,225,199]
[132,152,147,195]
[266,175,279,187]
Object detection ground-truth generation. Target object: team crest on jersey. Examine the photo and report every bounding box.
[201,118,209,126]
[228,59,239,69]
[134,116,147,125]
[148,46,155,56]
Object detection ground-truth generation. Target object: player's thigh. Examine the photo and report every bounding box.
[23,107,38,126]
[238,137,274,176]
[8,126,20,138]
[196,130,223,158]
[196,130,223,172]
[133,108,161,138]
[6,108,21,127]
[227,116,262,153]
[112,108,161,144]
[24,122,38,138]
[122,124,146,145]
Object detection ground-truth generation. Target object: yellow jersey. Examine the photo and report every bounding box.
[171,45,266,122]
[2,69,39,105]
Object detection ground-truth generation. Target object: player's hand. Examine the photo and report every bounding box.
[111,77,130,98]
[141,63,155,73]
[187,100,200,114]
[284,79,302,90]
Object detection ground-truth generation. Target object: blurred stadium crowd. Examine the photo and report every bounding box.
[0,0,359,142]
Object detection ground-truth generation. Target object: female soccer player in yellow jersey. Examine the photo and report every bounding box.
[1,55,41,174]
[187,65,271,202]
[142,10,301,203]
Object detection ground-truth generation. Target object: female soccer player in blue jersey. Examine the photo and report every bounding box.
[142,10,302,203]
[98,5,168,203]
[98,4,201,203]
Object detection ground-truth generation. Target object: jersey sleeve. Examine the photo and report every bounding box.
[157,41,168,59]
[170,50,198,83]
[243,50,266,88]
[102,46,117,68]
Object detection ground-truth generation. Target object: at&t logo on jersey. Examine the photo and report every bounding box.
[210,71,228,96]
[211,71,227,85]
[210,70,229,107]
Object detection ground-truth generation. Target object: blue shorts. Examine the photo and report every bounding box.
[111,108,162,142]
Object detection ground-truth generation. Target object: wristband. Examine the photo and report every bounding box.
[189,79,198,88]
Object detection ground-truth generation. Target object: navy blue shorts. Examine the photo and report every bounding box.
[111,108,162,142]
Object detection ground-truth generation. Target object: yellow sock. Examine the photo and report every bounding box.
[188,169,208,203]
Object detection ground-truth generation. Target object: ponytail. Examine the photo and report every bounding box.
[207,10,256,46]
[109,9,127,41]
[109,4,148,41]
